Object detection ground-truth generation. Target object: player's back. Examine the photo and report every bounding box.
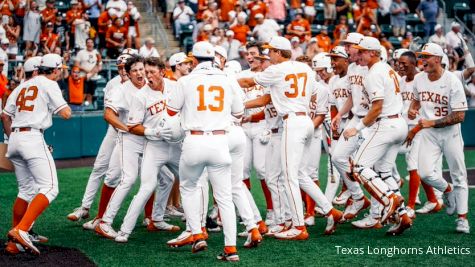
[366,61,403,117]
[5,75,66,130]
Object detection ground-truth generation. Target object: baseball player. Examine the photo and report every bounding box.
[409,43,470,234]
[67,53,131,222]
[166,41,243,261]
[344,36,412,235]
[95,56,148,239]
[2,54,72,255]
[114,57,181,242]
[237,41,274,224]
[330,33,371,225]
[239,36,342,240]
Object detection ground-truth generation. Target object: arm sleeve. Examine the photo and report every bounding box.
[366,69,385,102]
[167,79,185,112]
[3,91,16,116]
[47,82,68,114]
[449,75,468,112]
[254,65,282,88]
[105,86,123,113]
[126,94,146,126]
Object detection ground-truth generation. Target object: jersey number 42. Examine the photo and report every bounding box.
[16,86,38,112]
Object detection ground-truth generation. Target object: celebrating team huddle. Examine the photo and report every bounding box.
[1,32,471,262]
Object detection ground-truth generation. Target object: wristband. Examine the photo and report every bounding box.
[355,121,366,132]
[144,128,154,136]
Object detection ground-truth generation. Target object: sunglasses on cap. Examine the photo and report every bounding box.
[417,54,433,59]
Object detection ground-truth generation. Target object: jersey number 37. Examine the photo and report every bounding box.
[16,86,38,112]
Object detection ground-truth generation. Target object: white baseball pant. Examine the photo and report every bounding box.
[102,133,144,224]
[417,125,468,215]
[7,130,58,202]
[80,126,118,209]
[152,166,177,222]
[104,134,123,188]
[119,140,180,234]
[281,114,314,227]
[243,121,267,180]
[324,119,347,201]
[179,134,236,246]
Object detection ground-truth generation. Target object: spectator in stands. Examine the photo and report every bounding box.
[202,1,219,29]
[390,0,409,37]
[428,24,446,49]
[41,21,60,53]
[210,28,225,46]
[246,0,267,28]
[4,16,20,60]
[173,0,195,39]
[14,0,27,26]
[333,15,349,43]
[252,13,280,43]
[324,0,337,25]
[304,0,316,24]
[290,37,303,60]
[41,0,57,25]
[75,38,102,105]
[0,57,7,92]
[236,45,249,70]
[336,0,351,21]
[416,0,439,38]
[228,3,247,27]
[289,0,302,20]
[106,0,127,15]
[106,17,128,59]
[219,0,238,23]
[66,0,83,50]
[0,0,14,25]
[230,14,251,44]
[164,0,177,29]
[401,31,412,49]
[196,0,207,21]
[54,13,69,50]
[305,37,321,59]
[316,26,332,52]
[127,1,141,49]
[169,52,192,80]
[467,74,475,108]
[379,33,393,51]
[221,30,241,60]
[97,10,112,54]
[83,0,102,30]
[286,9,311,43]
[446,22,474,69]
[74,12,91,51]
[0,41,7,75]
[356,0,377,34]
[23,1,42,51]
[139,37,160,58]
[267,0,286,24]
[196,24,213,42]
[68,66,86,110]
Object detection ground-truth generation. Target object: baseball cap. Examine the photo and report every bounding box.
[434,24,442,31]
[24,56,42,72]
[192,41,215,58]
[70,0,78,4]
[291,36,299,43]
[117,54,131,66]
[224,60,242,75]
[121,48,138,56]
[203,24,213,31]
[40,53,63,69]
[392,48,409,60]
[254,49,270,60]
[225,30,234,37]
[441,53,449,69]
[327,46,348,58]
[262,36,291,51]
[214,46,228,60]
[169,52,193,66]
[353,36,381,51]
[451,21,461,28]
[309,37,317,43]
[341,32,364,45]
[312,52,331,70]
[380,45,388,63]
[417,43,444,57]
[255,13,264,19]
[1,39,8,45]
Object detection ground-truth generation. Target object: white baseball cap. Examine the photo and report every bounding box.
[225,30,234,37]
[24,56,42,72]
[224,60,242,75]
[255,13,264,19]
[380,45,388,63]
[392,48,409,60]
[327,46,348,58]
[309,37,317,43]
[192,41,215,58]
[353,36,381,51]
[341,32,364,45]
[117,54,132,66]
[214,46,228,60]
[121,48,138,56]
[203,24,213,31]
[262,36,291,51]
[451,21,461,28]
[417,43,444,57]
[434,24,442,31]
[291,36,300,43]
[1,39,8,45]
[312,52,331,70]
[441,53,449,69]
[40,53,64,69]
[169,52,193,66]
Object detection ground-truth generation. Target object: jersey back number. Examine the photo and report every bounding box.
[196,85,224,112]
[16,86,38,112]
[285,73,307,98]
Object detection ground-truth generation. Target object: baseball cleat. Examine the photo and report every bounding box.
[315,207,325,217]
[201,227,209,240]
[165,206,184,218]
[114,231,129,243]
[5,241,24,255]
[415,201,441,214]
[455,218,470,234]
[415,194,421,205]
[95,221,118,239]
[274,227,309,240]
[8,228,40,255]
[257,220,268,234]
[243,228,262,248]
[342,196,370,221]
[142,217,152,227]
[191,237,207,253]
[333,190,351,206]
[304,215,315,226]
[238,230,248,238]
[29,230,48,243]
[325,208,343,235]
[380,194,400,224]
[386,214,412,236]
[406,207,416,219]
[147,220,180,232]
[167,231,193,247]
[209,205,219,220]
[265,224,286,237]
[443,186,456,216]
[83,217,101,230]
[351,214,383,229]
[217,251,240,262]
[67,207,90,221]
[265,210,274,225]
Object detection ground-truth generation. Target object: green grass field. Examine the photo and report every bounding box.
[1,152,474,266]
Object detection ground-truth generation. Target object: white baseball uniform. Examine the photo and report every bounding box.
[119,80,181,235]
[167,61,243,246]
[254,60,316,227]
[4,75,68,203]
[413,70,468,215]
[101,80,146,225]
[79,75,124,209]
